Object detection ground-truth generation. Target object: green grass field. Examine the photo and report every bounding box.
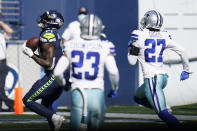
[106,104,197,115]
[0,104,197,130]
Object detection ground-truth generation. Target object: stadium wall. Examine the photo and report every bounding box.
[7,0,197,108]
[5,0,139,107]
[139,0,197,106]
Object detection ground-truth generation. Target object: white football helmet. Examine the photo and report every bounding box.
[140,10,163,30]
[80,14,105,40]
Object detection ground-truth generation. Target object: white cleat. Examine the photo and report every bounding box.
[79,123,87,131]
[60,115,67,124]
[166,105,172,113]
[52,114,66,131]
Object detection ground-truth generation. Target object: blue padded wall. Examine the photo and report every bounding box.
[94,0,139,105]
[23,0,138,106]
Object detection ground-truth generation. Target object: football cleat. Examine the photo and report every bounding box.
[60,115,67,124]
[80,123,88,131]
[51,114,66,131]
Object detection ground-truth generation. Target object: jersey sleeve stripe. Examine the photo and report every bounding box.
[110,48,116,55]
[131,34,138,37]
[130,36,138,40]
[130,34,138,40]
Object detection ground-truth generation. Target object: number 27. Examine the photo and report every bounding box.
[144,39,166,62]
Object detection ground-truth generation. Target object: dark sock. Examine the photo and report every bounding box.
[158,109,180,128]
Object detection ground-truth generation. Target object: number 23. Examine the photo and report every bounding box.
[71,50,100,80]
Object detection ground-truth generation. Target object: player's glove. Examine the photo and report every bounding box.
[22,42,34,57]
[180,71,191,81]
[108,90,118,98]
[128,40,133,46]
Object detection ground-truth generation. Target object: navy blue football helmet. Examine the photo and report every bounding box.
[37,10,64,30]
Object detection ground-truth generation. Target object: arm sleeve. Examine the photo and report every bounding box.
[53,55,70,85]
[105,55,119,90]
[167,41,190,72]
[127,53,138,65]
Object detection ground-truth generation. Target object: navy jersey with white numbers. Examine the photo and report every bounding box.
[39,30,63,72]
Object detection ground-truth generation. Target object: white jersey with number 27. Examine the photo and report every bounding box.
[129,28,189,78]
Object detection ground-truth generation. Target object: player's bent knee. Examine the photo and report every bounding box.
[22,97,28,105]
[22,95,33,107]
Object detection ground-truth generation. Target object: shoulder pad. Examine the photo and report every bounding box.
[162,30,173,40]
[131,29,142,35]
[130,29,140,41]
[103,40,116,56]
[69,21,80,28]
[103,39,110,43]
[103,40,114,47]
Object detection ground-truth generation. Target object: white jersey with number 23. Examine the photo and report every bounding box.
[64,39,116,90]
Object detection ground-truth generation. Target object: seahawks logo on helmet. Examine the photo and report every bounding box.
[140,10,163,30]
[37,10,64,30]
[46,11,56,19]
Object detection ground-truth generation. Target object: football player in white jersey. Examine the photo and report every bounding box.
[54,14,119,130]
[127,10,191,127]
[62,7,88,43]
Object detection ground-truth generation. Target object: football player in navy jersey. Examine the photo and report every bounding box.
[22,10,69,131]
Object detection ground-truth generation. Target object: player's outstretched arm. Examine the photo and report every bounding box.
[54,54,69,86]
[167,41,191,81]
[105,55,119,98]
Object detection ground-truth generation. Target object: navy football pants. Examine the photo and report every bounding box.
[23,73,63,129]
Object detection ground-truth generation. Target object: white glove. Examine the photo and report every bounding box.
[22,42,34,57]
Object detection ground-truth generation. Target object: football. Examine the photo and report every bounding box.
[26,37,40,52]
